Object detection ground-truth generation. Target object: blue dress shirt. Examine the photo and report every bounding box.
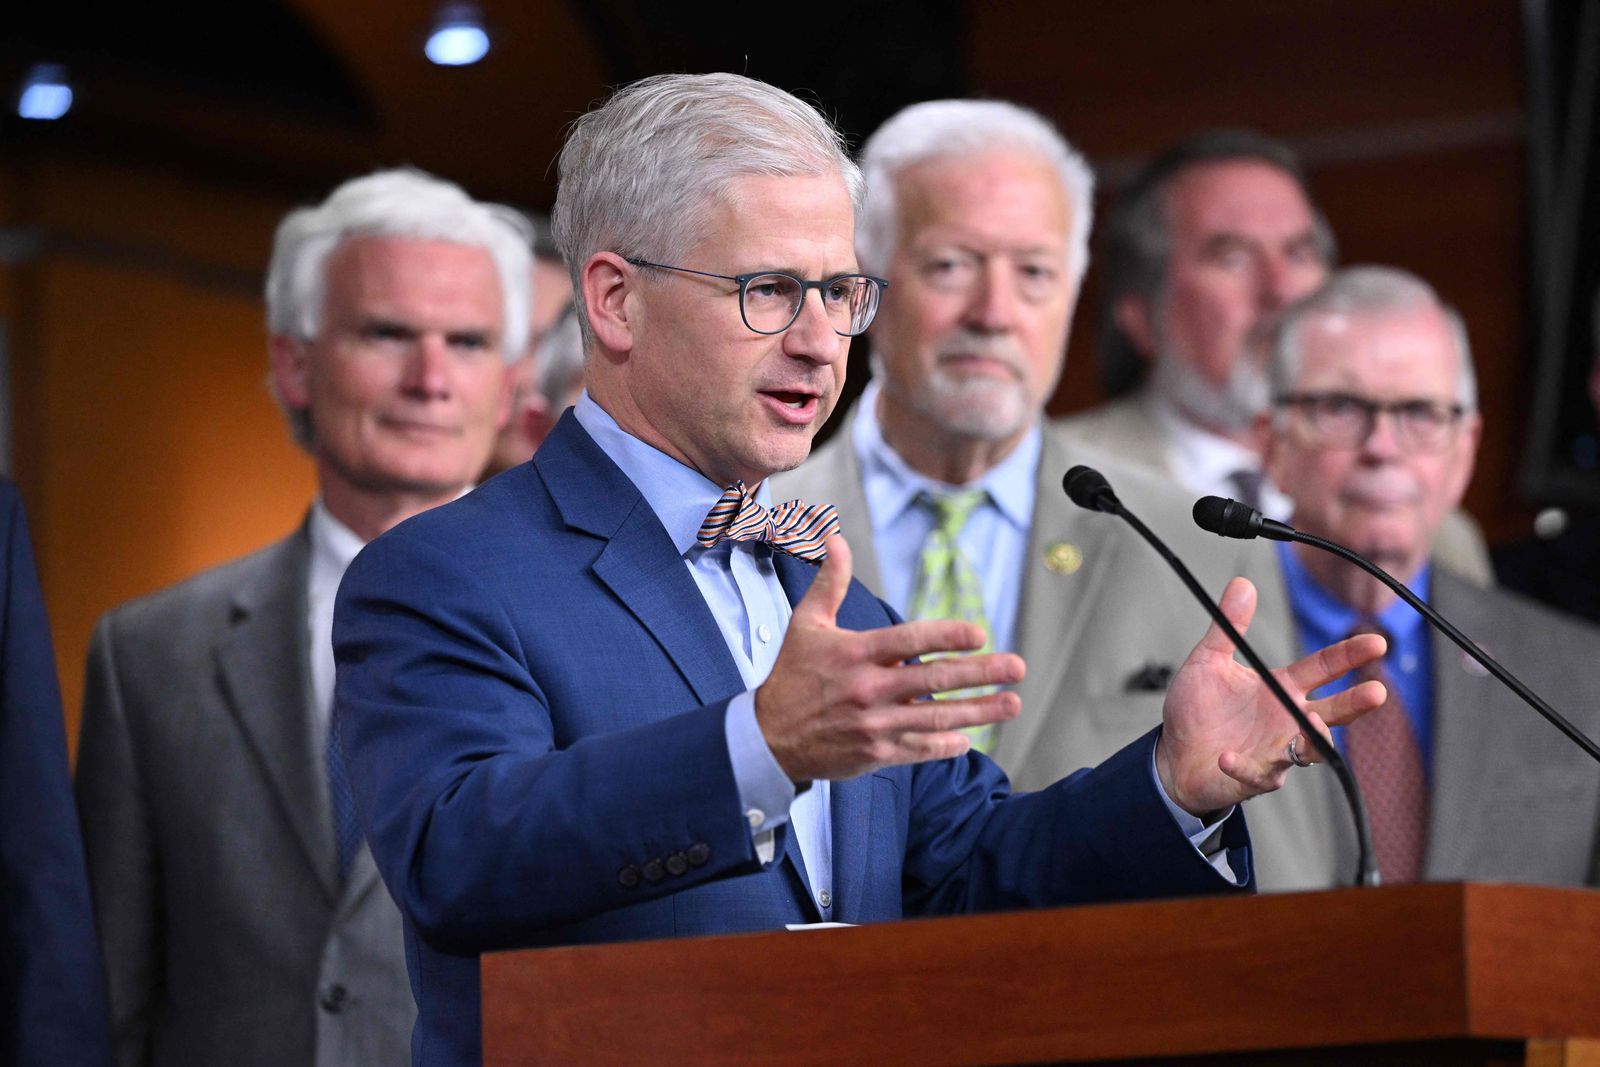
[851,380,1037,654]
[1275,542,1436,778]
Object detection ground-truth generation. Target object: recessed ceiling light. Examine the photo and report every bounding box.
[425,4,490,67]
[17,63,73,121]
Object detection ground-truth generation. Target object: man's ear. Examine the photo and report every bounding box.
[580,252,636,356]
[1113,294,1157,361]
[269,334,312,409]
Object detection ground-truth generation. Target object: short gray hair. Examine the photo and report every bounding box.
[1268,264,1477,412]
[551,72,864,345]
[265,167,534,446]
[1099,129,1337,396]
[855,98,1095,286]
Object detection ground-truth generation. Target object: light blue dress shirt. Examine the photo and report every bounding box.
[1276,542,1436,778]
[851,380,1037,654]
[849,380,1238,876]
[573,395,835,914]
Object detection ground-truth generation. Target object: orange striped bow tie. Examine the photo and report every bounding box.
[696,481,840,563]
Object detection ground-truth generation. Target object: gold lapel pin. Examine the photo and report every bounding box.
[1044,542,1082,575]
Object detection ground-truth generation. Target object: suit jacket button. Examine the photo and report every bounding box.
[686,843,710,867]
[665,852,688,876]
[642,858,666,884]
[320,984,349,1013]
[618,864,641,888]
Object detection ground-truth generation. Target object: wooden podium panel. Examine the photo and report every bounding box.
[481,884,1600,1065]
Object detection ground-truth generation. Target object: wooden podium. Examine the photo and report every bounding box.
[482,883,1600,1065]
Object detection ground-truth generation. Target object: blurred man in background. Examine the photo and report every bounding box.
[1062,130,1491,582]
[75,168,531,1067]
[1251,265,1600,890]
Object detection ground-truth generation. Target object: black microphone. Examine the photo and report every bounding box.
[1063,465,1119,513]
[1062,466,1380,887]
[1192,495,1295,542]
[1193,496,1600,765]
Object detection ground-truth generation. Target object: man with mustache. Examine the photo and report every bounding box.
[75,168,531,1067]
[1060,129,1491,581]
[775,101,1326,846]
[333,75,1386,1067]
[1249,265,1600,888]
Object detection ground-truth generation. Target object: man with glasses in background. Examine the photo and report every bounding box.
[1247,265,1600,890]
[334,73,1387,1067]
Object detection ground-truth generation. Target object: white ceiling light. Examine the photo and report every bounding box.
[425,4,490,67]
[17,63,73,121]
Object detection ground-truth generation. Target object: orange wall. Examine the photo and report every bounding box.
[7,157,315,752]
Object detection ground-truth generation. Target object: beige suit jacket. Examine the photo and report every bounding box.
[774,401,1338,882]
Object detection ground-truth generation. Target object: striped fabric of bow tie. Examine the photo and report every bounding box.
[696,481,840,563]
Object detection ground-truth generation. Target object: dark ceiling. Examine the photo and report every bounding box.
[1,1,971,210]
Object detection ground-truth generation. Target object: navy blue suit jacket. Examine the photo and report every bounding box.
[0,479,112,1065]
[335,414,1250,1067]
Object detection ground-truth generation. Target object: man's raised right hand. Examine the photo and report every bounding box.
[754,534,1025,783]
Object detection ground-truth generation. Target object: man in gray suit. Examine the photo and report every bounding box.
[75,169,532,1066]
[1058,130,1491,582]
[773,101,1329,855]
[1249,265,1600,889]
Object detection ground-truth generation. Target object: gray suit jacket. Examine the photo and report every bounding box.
[75,523,413,1067]
[1248,565,1600,890]
[1055,389,1496,587]
[774,403,1337,876]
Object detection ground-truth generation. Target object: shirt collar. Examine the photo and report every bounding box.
[851,377,1039,532]
[573,391,768,558]
[1148,393,1262,486]
[1276,539,1432,649]
[308,497,366,594]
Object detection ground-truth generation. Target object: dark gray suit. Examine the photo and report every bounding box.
[75,523,413,1067]
[1247,566,1600,890]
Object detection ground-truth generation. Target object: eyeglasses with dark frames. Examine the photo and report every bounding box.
[1275,391,1467,453]
[624,257,888,337]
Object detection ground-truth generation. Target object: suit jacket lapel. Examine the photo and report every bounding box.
[540,415,747,706]
[990,427,1124,770]
[214,524,340,902]
[775,551,878,921]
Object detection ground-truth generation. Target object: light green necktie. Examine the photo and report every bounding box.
[907,489,998,752]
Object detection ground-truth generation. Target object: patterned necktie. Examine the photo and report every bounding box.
[697,481,840,563]
[1342,624,1428,883]
[327,709,361,884]
[907,489,998,752]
